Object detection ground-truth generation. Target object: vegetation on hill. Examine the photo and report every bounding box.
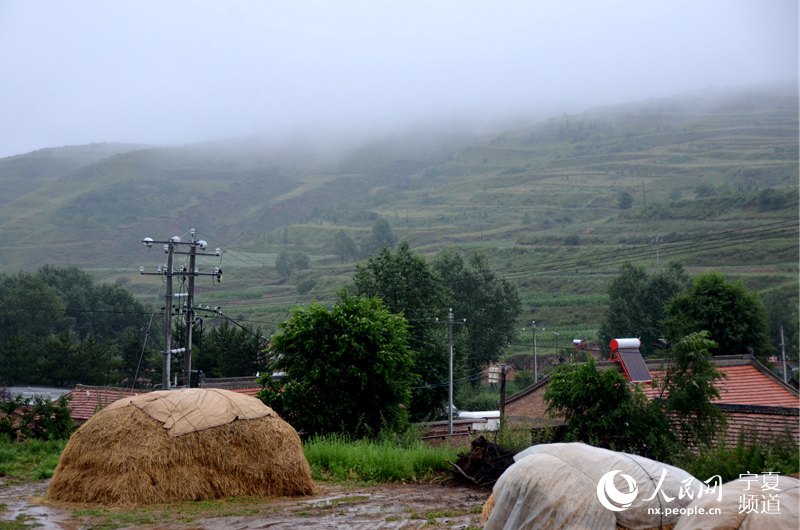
[0,86,796,364]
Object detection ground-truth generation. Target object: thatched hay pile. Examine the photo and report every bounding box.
[47,388,314,505]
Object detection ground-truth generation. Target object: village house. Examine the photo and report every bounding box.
[503,353,799,446]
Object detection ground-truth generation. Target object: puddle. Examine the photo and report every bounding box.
[0,480,488,529]
[0,480,73,529]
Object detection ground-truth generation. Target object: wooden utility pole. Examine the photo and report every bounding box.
[438,308,465,435]
[141,229,222,389]
[499,364,507,429]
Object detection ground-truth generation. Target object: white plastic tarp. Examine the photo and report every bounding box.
[484,442,703,530]
[674,475,799,530]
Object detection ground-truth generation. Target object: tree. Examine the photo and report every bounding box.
[275,251,310,279]
[360,218,397,257]
[0,273,66,339]
[761,289,799,360]
[659,331,726,449]
[599,262,690,355]
[196,320,264,378]
[332,230,358,263]
[618,190,634,209]
[544,359,672,460]
[36,265,148,340]
[433,249,521,374]
[37,332,81,387]
[665,272,770,358]
[352,242,448,420]
[258,293,414,437]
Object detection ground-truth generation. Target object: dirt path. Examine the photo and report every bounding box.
[0,479,489,529]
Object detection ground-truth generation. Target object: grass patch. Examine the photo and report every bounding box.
[0,438,65,484]
[303,433,460,483]
[72,497,263,529]
[0,514,38,530]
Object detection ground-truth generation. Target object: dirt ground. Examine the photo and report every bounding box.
[0,478,490,529]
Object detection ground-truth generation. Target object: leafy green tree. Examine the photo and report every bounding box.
[0,336,36,385]
[197,320,264,378]
[544,359,672,460]
[76,335,122,385]
[259,292,414,437]
[599,262,690,355]
[332,230,358,263]
[117,328,160,388]
[36,265,148,340]
[352,242,448,420]
[433,249,521,374]
[618,190,634,209]
[37,332,81,387]
[658,331,726,449]
[0,395,74,441]
[0,273,67,339]
[360,218,398,257]
[761,289,799,360]
[275,251,310,279]
[665,272,770,358]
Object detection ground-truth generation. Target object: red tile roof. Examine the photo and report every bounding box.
[640,361,799,409]
[65,385,150,421]
[228,387,261,399]
[64,381,264,422]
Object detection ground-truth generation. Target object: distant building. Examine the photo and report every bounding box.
[502,355,799,446]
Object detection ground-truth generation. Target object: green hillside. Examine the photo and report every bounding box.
[0,87,796,352]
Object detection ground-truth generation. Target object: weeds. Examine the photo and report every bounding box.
[0,437,65,483]
[303,433,459,483]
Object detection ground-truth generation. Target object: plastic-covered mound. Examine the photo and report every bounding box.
[47,388,314,505]
[483,442,701,530]
[674,474,799,529]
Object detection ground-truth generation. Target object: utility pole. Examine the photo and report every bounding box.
[531,321,538,382]
[437,308,465,435]
[141,229,222,389]
[185,241,197,387]
[780,326,787,383]
[652,235,662,273]
[499,364,507,430]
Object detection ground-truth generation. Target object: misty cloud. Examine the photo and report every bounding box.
[0,0,796,158]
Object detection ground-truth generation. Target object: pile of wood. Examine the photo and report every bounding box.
[449,435,515,489]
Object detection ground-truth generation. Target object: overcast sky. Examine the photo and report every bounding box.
[0,0,796,158]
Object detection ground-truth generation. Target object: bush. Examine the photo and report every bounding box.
[675,431,799,483]
[0,395,74,441]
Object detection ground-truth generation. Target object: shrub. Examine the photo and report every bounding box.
[0,395,74,441]
[675,431,799,483]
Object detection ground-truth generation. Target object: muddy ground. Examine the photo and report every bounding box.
[0,479,489,529]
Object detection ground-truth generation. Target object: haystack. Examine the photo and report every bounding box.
[47,388,315,505]
[483,442,702,530]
